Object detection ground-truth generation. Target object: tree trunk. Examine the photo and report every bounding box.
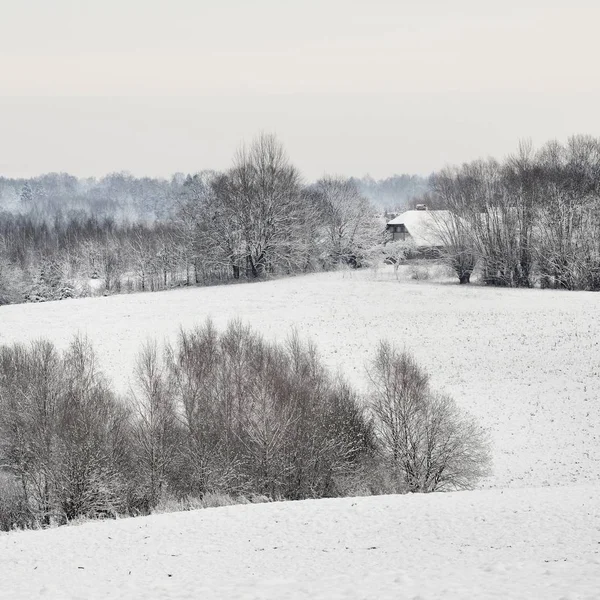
[247,255,259,278]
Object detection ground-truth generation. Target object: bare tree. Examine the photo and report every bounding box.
[221,133,304,278]
[163,320,375,500]
[501,140,540,287]
[165,322,234,496]
[429,137,600,290]
[0,337,131,525]
[127,228,155,291]
[383,238,417,279]
[202,174,246,280]
[172,171,219,283]
[368,341,490,492]
[131,342,178,509]
[430,170,478,284]
[314,176,381,268]
[56,337,129,520]
[432,158,531,287]
[536,135,600,290]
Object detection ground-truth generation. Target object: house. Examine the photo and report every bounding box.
[386,209,452,251]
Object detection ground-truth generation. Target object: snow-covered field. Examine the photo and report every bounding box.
[1,267,598,490]
[1,267,599,598]
[1,486,599,600]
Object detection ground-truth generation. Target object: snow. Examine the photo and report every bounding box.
[1,486,599,599]
[1,268,599,598]
[1,268,598,490]
[386,210,451,247]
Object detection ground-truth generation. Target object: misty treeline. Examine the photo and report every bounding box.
[429,135,600,290]
[0,321,490,530]
[0,170,423,222]
[0,171,183,221]
[0,134,389,305]
[355,174,429,211]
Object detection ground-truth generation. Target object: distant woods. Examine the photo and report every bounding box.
[3,133,600,302]
[0,134,392,305]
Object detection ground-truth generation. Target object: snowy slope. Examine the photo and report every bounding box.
[1,269,600,599]
[1,486,599,600]
[1,268,599,490]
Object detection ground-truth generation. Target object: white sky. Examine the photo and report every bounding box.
[1,0,599,180]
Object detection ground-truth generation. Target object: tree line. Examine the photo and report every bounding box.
[0,134,385,305]
[0,321,490,530]
[0,172,183,221]
[0,171,428,221]
[429,135,600,290]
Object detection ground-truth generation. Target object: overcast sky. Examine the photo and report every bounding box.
[1,0,599,180]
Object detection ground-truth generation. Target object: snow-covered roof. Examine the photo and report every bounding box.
[387,210,452,247]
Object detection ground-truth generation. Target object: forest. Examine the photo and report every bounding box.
[2,133,600,304]
[1,134,425,305]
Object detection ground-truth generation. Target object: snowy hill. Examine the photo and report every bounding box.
[1,486,599,599]
[1,268,599,490]
[1,268,600,598]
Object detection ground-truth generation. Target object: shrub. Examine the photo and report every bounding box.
[0,326,493,531]
[383,240,417,280]
[161,320,376,503]
[0,338,132,525]
[368,341,491,492]
[409,262,431,281]
[0,473,37,531]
